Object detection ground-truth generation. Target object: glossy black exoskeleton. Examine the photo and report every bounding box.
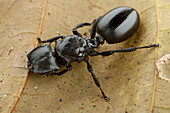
[96,7,140,44]
[27,6,159,100]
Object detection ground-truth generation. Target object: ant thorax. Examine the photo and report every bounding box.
[55,35,93,64]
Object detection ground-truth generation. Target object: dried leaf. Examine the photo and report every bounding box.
[0,0,169,113]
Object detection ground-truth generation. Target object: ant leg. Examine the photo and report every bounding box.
[84,58,109,100]
[38,35,65,43]
[90,17,101,39]
[90,44,159,56]
[86,17,102,48]
[29,66,34,72]
[27,61,31,68]
[72,22,91,37]
[72,16,101,37]
[51,64,72,76]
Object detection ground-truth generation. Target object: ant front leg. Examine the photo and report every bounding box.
[38,35,65,43]
[84,58,109,100]
[90,44,159,56]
